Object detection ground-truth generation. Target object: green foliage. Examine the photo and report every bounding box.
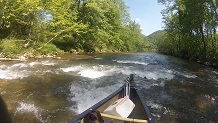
[0,39,63,56]
[119,21,152,52]
[0,0,42,39]
[147,30,167,51]
[0,39,23,54]
[0,0,150,56]
[158,0,218,66]
[35,43,63,55]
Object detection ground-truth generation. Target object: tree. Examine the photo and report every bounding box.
[0,0,150,56]
[158,0,218,66]
[0,0,42,39]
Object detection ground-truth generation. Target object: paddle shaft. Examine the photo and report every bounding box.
[100,113,148,123]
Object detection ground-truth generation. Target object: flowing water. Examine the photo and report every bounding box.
[0,53,217,123]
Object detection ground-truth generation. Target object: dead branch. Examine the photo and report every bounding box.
[37,29,68,50]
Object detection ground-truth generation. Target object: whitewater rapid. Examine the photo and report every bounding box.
[1,53,217,123]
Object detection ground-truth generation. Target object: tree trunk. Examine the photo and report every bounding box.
[200,26,206,61]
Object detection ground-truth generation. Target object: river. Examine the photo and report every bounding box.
[0,53,217,123]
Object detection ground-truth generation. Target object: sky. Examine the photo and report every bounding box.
[123,0,165,36]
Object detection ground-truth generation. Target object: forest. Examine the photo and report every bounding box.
[0,0,152,58]
[156,0,218,67]
[0,0,217,67]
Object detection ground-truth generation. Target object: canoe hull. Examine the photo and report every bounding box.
[69,76,154,123]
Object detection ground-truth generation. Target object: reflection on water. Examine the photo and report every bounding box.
[0,53,217,123]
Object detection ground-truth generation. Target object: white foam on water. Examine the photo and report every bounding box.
[113,64,174,80]
[0,62,47,80]
[0,64,7,69]
[183,74,197,78]
[126,69,174,80]
[41,61,56,66]
[70,83,122,114]
[78,69,104,79]
[61,65,125,79]
[151,81,166,88]
[3,57,169,81]
[17,102,38,114]
[29,61,56,66]
[176,71,198,78]
[16,102,44,122]
[213,71,218,75]
[114,60,149,66]
[12,63,28,68]
[74,64,174,80]
[0,60,61,80]
[162,107,176,115]
[29,62,40,66]
[146,71,173,80]
[0,68,29,80]
[147,101,163,110]
[61,66,82,72]
[204,95,216,105]
[0,59,175,81]
[152,113,161,118]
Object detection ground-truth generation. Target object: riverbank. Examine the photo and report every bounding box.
[0,51,123,62]
[0,53,61,62]
[1,51,217,69]
[197,60,218,69]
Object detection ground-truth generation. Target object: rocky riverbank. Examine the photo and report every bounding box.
[0,49,122,62]
[0,52,61,62]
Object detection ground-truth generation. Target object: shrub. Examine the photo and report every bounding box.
[35,43,63,55]
[0,39,24,54]
[0,38,64,56]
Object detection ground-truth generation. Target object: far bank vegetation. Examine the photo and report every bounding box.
[0,0,153,60]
